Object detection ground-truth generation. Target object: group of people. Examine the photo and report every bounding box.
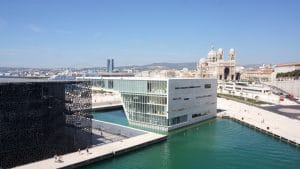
[78,147,91,155]
[53,155,63,163]
[54,147,91,163]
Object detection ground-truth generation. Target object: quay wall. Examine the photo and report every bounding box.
[217,113,300,147]
[92,119,146,138]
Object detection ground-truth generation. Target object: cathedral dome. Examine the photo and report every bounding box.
[217,48,223,53]
[229,48,236,60]
[208,49,217,58]
[216,48,224,60]
[229,48,235,55]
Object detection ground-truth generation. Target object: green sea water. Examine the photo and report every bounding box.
[92,109,128,126]
[89,110,300,169]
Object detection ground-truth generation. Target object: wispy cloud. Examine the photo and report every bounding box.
[27,24,43,33]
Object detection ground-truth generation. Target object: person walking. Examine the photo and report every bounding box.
[54,154,58,162]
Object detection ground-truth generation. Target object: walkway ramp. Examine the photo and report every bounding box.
[14,132,166,169]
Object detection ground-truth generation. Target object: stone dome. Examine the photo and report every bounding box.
[229,48,235,55]
[217,48,223,53]
[216,48,224,60]
[208,49,217,58]
[229,48,236,60]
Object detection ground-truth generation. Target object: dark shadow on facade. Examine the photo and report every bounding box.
[224,67,230,80]
[0,80,92,168]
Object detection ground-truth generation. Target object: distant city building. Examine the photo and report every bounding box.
[271,61,300,98]
[107,59,114,72]
[218,81,272,97]
[79,77,217,131]
[240,64,274,82]
[135,69,196,78]
[97,72,134,77]
[275,61,300,74]
[107,59,110,72]
[197,47,237,81]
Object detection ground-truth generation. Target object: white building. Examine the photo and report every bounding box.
[275,62,300,74]
[80,77,217,131]
[219,81,271,96]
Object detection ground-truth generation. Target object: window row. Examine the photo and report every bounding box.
[172,94,212,101]
[128,112,168,126]
[175,85,201,90]
[124,101,166,115]
[192,112,209,118]
[195,95,212,99]
[122,94,167,105]
[169,115,187,125]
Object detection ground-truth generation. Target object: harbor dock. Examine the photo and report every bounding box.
[217,97,300,147]
[13,125,166,169]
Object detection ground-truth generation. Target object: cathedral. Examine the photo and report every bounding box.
[197,47,237,81]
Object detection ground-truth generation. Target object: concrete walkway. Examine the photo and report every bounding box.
[217,97,300,145]
[14,132,166,169]
[92,94,122,110]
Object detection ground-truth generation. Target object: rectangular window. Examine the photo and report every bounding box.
[175,86,201,89]
[192,112,208,118]
[195,95,212,99]
[204,84,211,88]
[169,115,188,125]
[184,98,189,100]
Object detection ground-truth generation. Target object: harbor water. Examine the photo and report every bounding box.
[89,110,300,169]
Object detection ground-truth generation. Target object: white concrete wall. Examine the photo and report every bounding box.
[168,113,215,130]
[129,120,168,132]
[167,79,217,126]
[275,66,296,73]
[269,80,300,98]
[92,119,146,137]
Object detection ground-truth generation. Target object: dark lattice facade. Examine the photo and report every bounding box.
[0,80,92,168]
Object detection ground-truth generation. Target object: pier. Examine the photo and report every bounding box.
[13,122,166,169]
[217,98,300,147]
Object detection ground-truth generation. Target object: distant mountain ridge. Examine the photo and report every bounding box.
[118,62,197,70]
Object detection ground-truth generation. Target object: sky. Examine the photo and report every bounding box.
[0,0,300,68]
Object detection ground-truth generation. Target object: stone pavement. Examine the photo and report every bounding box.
[217,97,300,145]
[13,132,166,169]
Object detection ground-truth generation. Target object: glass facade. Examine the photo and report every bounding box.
[87,78,217,131]
[92,79,168,129]
[123,94,167,126]
[0,80,92,168]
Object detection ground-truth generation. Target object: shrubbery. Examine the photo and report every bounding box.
[276,70,300,78]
